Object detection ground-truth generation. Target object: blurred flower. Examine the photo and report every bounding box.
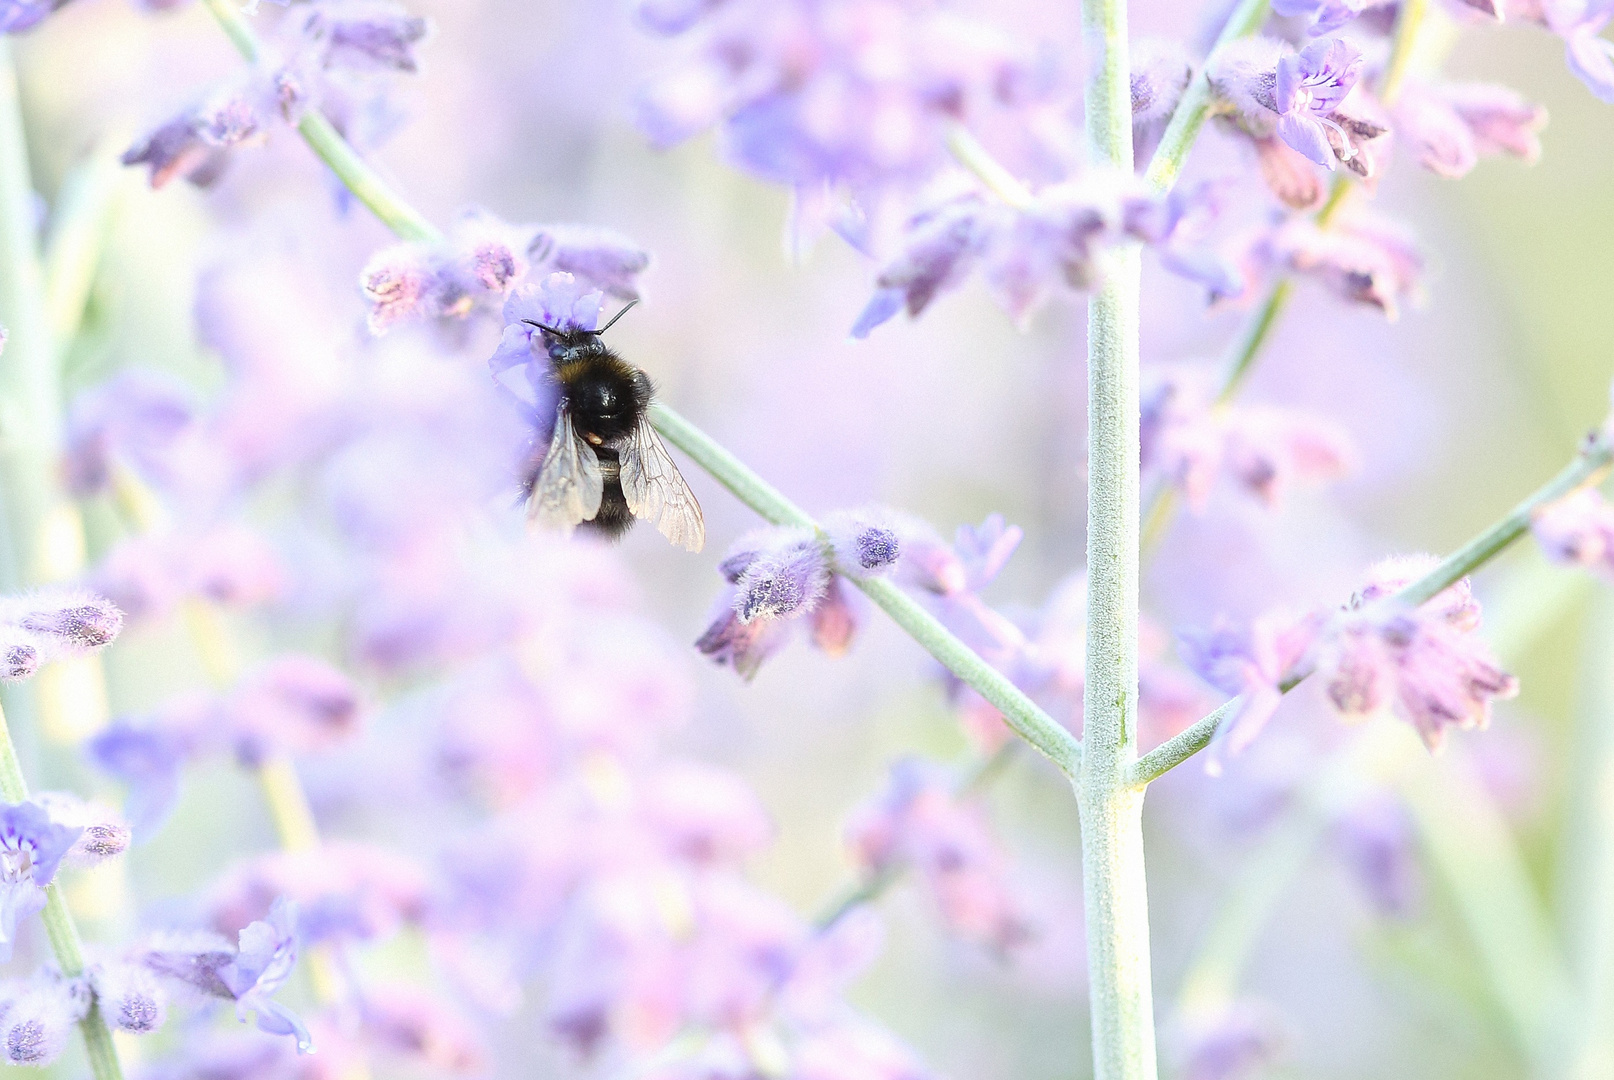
[0,802,83,961]
[634,0,1053,196]
[1395,81,1547,178]
[360,984,487,1073]
[1317,558,1517,749]
[63,368,198,497]
[1178,612,1321,771]
[1271,0,1394,34]
[1256,212,1425,318]
[845,759,1033,953]
[1140,366,1357,510]
[361,211,529,332]
[853,175,1235,335]
[87,696,216,835]
[1176,1002,1287,1080]
[224,654,366,765]
[295,0,431,73]
[208,843,428,945]
[0,0,75,35]
[527,224,651,301]
[1331,791,1421,915]
[142,898,312,1052]
[697,527,839,677]
[1531,486,1614,578]
[122,82,273,189]
[92,525,285,624]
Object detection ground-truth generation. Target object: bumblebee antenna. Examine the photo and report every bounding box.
[521,319,568,337]
[594,298,639,336]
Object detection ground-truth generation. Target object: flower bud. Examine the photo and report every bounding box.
[733,531,829,623]
[34,793,131,868]
[3,590,124,661]
[0,978,87,1066]
[90,962,167,1034]
[824,510,902,578]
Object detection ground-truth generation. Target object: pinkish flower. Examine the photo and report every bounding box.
[1178,612,1322,770]
[845,759,1033,953]
[1530,487,1614,579]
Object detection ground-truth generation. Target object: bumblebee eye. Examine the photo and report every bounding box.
[547,342,568,361]
[586,339,605,357]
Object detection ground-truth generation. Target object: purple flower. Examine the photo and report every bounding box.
[1531,487,1614,577]
[1316,557,1517,749]
[0,0,74,34]
[142,898,312,1053]
[296,0,431,73]
[845,759,1033,953]
[122,84,272,189]
[851,193,1004,338]
[1274,39,1365,168]
[1396,82,1548,179]
[1178,613,1321,771]
[1271,0,1394,35]
[87,704,211,836]
[224,654,366,765]
[0,802,83,960]
[489,272,605,402]
[207,843,428,946]
[527,225,651,301]
[360,985,488,1073]
[2,588,124,660]
[1268,212,1424,318]
[34,792,131,869]
[733,529,829,623]
[359,212,530,333]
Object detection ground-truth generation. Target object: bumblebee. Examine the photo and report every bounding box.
[526,301,705,552]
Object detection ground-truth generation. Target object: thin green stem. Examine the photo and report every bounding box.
[1129,433,1614,787]
[201,0,442,244]
[0,703,124,1080]
[1142,0,1272,193]
[650,402,1083,775]
[943,122,1035,209]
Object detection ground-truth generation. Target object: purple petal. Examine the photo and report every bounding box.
[1278,114,1337,168]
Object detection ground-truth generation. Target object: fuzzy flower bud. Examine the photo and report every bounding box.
[0,629,38,682]
[824,509,902,578]
[90,962,167,1034]
[732,529,830,624]
[0,589,124,665]
[34,793,131,869]
[0,977,87,1066]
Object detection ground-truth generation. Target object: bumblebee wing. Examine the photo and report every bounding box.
[619,412,705,552]
[529,405,604,532]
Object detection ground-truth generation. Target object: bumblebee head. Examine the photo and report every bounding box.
[524,299,638,367]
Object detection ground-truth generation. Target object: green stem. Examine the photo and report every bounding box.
[943,122,1035,209]
[1142,0,1272,193]
[1129,433,1614,787]
[0,703,124,1080]
[201,0,442,244]
[1079,0,1156,1064]
[650,402,1083,775]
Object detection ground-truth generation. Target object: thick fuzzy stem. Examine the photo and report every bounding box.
[1079,0,1157,1066]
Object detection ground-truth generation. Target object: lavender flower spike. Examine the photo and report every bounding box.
[1275,39,1365,169]
[0,802,83,961]
[734,529,830,623]
[1,589,124,664]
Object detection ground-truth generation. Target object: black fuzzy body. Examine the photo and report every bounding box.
[554,347,653,541]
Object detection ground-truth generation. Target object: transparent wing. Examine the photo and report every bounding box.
[529,405,604,532]
[618,412,706,552]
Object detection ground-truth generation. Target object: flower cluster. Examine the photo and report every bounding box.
[1181,556,1518,768]
[697,510,900,678]
[633,0,1055,200]
[1140,365,1357,511]
[844,759,1033,953]
[122,0,430,188]
[852,174,1239,335]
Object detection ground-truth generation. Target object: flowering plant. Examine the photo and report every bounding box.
[0,0,1608,1078]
